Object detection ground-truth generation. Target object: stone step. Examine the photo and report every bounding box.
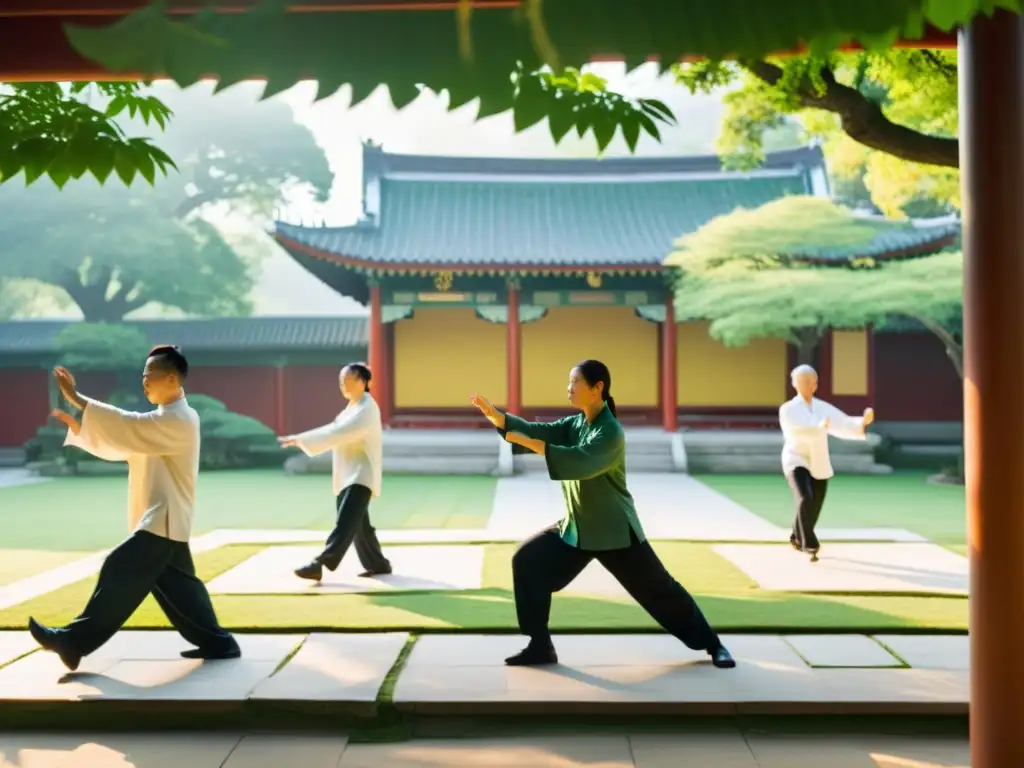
[0,449,25,468]
[0,632,968,729]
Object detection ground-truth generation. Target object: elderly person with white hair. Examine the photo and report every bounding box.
[779,364,875,562]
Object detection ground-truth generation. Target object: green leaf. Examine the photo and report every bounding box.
[512,72,549,132]
[46,149,78,189]
[547,97,575,143]
[113,145,138,186]
[105,95,128,117]
[89,142,117,184]
[591,113,616,153]
[14,138,59,186]
[639,98,676,124]
[637,112,662,142]
[621,114,641,152]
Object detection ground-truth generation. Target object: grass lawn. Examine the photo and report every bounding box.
[0,541,967,634]
[0,471,497,552]
[698,471,966,547]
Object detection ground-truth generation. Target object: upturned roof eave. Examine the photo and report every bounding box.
[275,233,668,273]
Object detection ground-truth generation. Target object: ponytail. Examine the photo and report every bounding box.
[604,394,618,418]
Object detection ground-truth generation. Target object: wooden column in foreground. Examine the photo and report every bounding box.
[506,283,522,415]
[960,12,1024,766]
[661,296,678,431]
[368,283,389,427]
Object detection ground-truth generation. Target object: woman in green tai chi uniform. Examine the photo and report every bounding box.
[470,359,736,669]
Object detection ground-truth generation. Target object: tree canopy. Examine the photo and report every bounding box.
[0,179,254,321]
[3,0,1003,185]
[0,82,330,321]
[0,82,177,188]
[667,196,962,371]
[675,50,959,216]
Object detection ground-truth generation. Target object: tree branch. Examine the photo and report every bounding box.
[909,314,964,380]
[743,60,959,169]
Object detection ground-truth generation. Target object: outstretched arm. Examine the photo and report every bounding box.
[821,403,870,441]
[282,403,375,457]
[62,399,192,459]
[506,426,624,481]
[499,413,575,445]
[469,393,574,445]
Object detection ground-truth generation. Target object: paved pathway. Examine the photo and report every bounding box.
[486,474,925,543]
[0,730,971,767]
[0,631,968,717]
[0,468,50,488]
[714,543,968,595]
[207,544,487,594]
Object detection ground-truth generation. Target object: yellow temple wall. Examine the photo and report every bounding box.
[521,307,659,407]
[676,321,787,406]
[393,308,507,407]
[831,329,870,396]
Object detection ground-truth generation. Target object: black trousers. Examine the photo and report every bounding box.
[786,467,829,551]
[512,526,722,652]
[58,530,237,657]
[316,484,391,573]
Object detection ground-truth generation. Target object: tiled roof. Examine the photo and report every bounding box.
[798,215,961,263]
[0,317,368,356]
[276,175,813,268]
[275,146,826,269]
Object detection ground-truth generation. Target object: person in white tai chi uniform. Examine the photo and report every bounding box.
[277,363,390,582]
[779,364,875,562]
[30,346,240,671]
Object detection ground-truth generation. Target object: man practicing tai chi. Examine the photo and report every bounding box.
[30,347,240,671]
[471,359,735,669]
[277,363,390,582]
[780,364,875,562]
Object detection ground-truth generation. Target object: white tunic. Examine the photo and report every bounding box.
[779,395,867,480]
[293,393,383,497]
[64,396,200,542]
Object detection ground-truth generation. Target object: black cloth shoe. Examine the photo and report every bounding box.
[294,562,324,581]
[180,646,242,660]
[28,617,81,672]
[710,645,737,669]
[358,566,393,578]
[505,640,558,667]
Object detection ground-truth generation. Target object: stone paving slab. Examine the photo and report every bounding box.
[0,732,973,768]
[392,634,968,716]
[0,732,244,768]
[713,543,968,595]
[249,632,408,710]
[784,635,904,668]
[0,632,301,702]
[207,545,486,595]
[226,734,350,768]
[872,635,969,670]
[0,631,37,669]
[338,735,637,768]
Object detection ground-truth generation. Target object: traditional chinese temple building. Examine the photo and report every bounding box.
[273,143,960,431]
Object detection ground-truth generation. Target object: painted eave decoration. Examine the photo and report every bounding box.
[3,1,1008,110]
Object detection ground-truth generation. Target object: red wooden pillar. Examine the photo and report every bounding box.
[961,12,1024,767]
[368,283,390,427]
[273,364,287,434]
[506,283,522,414]
[661,296,678,431]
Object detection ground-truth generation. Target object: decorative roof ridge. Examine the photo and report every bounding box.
[361,141,826,180]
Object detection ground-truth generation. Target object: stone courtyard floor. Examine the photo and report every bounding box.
[0,730,971,767]
[0,470,972,731]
